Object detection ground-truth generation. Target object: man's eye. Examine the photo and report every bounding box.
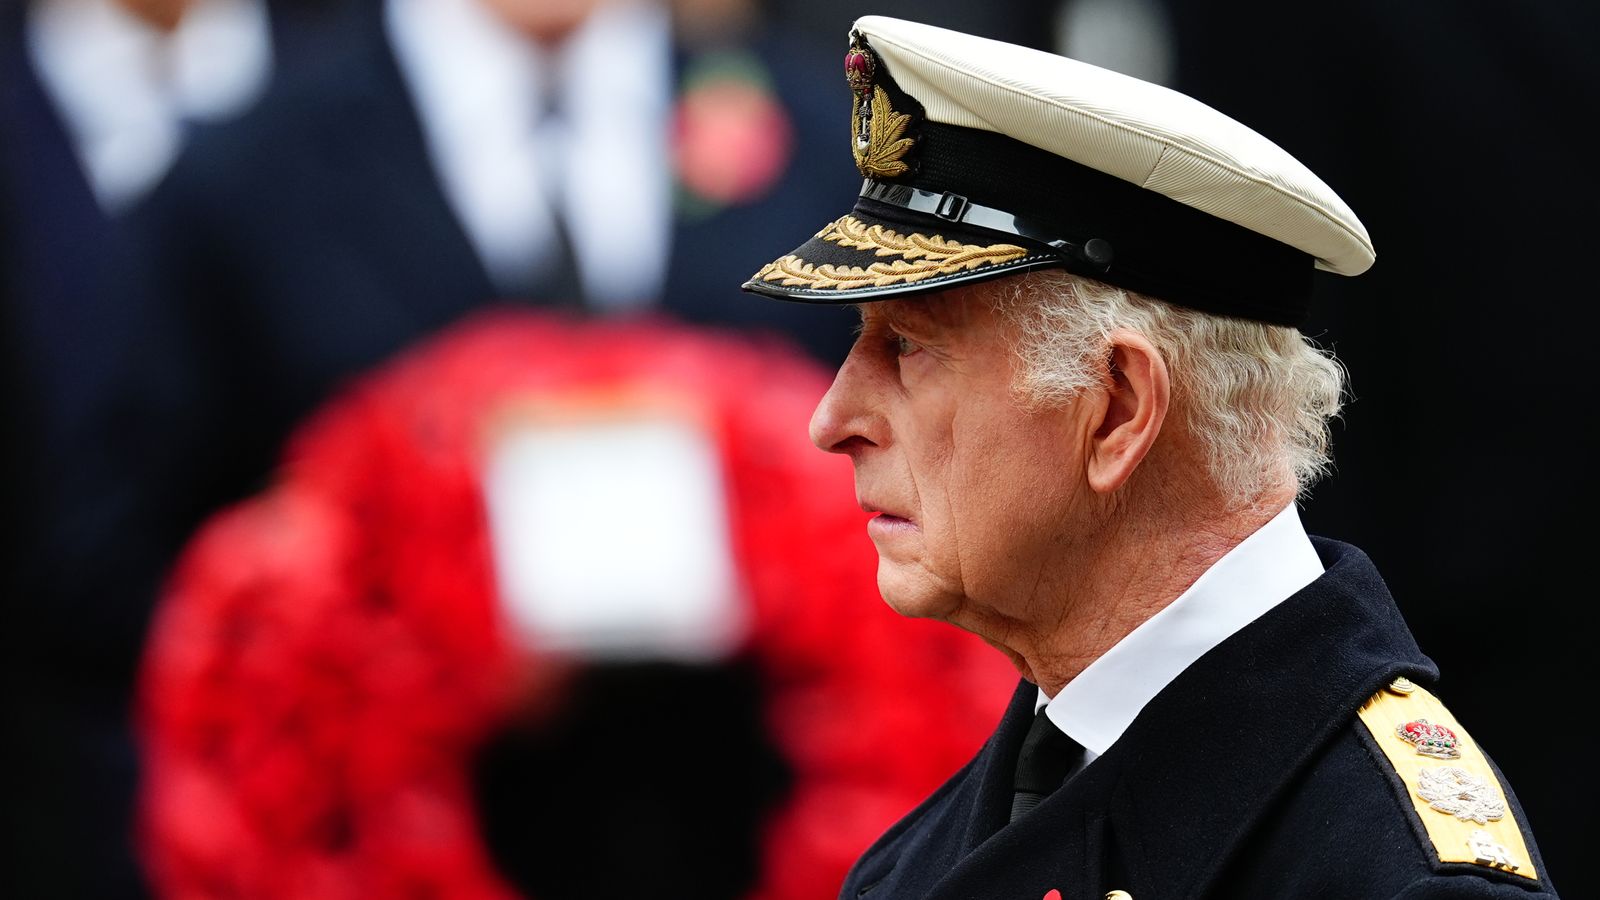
[893,333,921,357]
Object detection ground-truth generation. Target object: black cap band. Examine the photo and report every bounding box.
[860,180,1116,275]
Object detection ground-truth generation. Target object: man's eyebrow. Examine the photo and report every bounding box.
[890,294,976,334]
[853,297,968,341]
[853,302,910,332]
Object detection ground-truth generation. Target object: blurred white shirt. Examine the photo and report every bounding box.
[1036,503,1326,766]
[386,0,673,309]
[27,0,273,212]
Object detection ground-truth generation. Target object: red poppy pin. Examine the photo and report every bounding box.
[673,50,793,216]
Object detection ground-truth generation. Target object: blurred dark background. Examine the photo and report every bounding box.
[1166,4,1594,895]
[2,0,1591,895]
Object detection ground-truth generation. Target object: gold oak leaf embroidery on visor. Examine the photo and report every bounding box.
[852,86,916,178]
[754,215,1029,289]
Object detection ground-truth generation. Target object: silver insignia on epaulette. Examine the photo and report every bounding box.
[1417,766,1506,825]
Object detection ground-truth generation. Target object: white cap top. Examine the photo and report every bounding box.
[855,16,1373,275]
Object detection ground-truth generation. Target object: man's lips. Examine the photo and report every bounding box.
[861,501,915,531]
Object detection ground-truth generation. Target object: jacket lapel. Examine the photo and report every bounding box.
[960,679,1038,855]
[309,4,495,326]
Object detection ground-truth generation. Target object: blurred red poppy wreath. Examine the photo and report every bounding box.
[137,309,1017,899]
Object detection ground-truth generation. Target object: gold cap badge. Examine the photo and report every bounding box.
[844,37,916,179]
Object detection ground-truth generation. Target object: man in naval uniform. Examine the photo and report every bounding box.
[741,16,1558,900]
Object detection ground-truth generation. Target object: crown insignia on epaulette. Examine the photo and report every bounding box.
[1397,718,1460,759]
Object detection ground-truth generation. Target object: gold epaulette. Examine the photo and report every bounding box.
[1356,677,1538,881]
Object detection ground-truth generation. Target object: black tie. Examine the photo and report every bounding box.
[1010,706,1085,823]
[525,57,585,307]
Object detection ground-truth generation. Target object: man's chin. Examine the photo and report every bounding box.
[875,560,959,621]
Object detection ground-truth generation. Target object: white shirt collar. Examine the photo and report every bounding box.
[27,0,272,212]
[385,0,672,306]
[1035,503,1324,760]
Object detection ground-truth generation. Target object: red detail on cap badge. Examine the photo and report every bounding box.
[845,45,875,96]
[1042,891,1063,900]
[1398,718,1461,759]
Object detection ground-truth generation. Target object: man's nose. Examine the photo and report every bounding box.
[810,352,881,455]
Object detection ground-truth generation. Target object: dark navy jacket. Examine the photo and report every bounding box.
[841,539,1557,900]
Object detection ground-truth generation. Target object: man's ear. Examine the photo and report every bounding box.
[1086,329,1170,494]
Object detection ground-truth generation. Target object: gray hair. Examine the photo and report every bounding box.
[991,270,1346,506]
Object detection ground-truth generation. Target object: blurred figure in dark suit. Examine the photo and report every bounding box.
[126,0,863,529]
[0,3,340,890]
[0,0,287,894]
[0,0,275,624]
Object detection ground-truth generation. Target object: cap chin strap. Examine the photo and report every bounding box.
[860,179,1115,272]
